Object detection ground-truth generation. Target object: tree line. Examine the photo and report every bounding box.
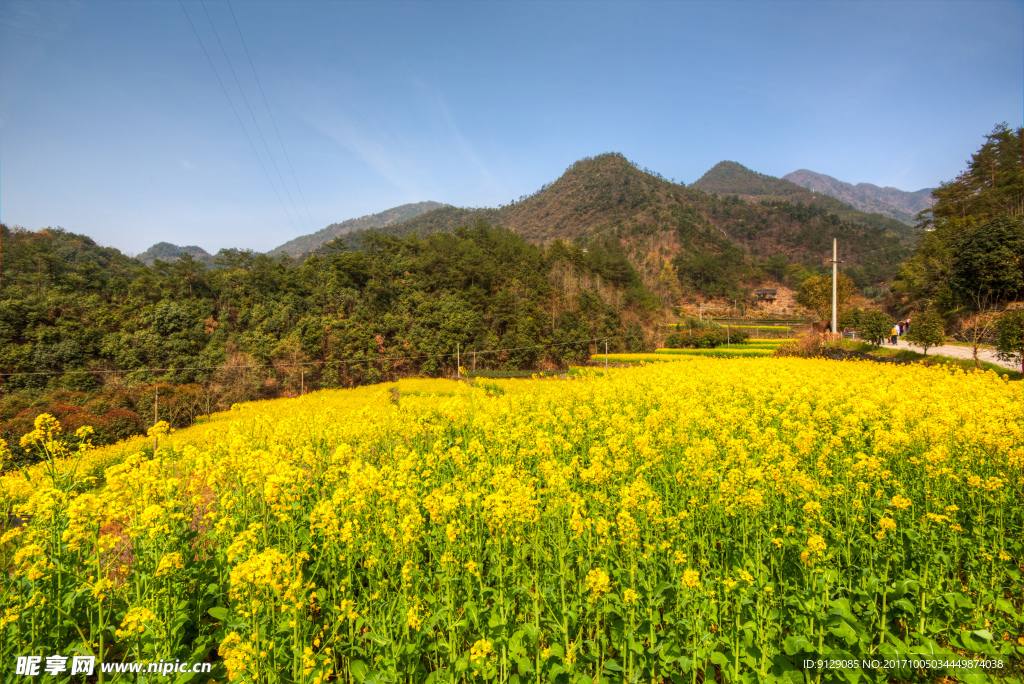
[1,220,655,458]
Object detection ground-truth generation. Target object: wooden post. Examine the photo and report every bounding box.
[604,339,608,372]
[473,351,476,372]
[727,325,731,348]
[457,343,460,380]
[301,369,304,396]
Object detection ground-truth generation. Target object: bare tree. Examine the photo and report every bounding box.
[954,302,997,369]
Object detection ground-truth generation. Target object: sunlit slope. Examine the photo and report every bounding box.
[3,362,1022,682]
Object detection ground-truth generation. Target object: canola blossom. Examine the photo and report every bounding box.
[1,360,1022,683]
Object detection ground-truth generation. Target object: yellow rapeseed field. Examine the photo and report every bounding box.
[2,360,1022,683]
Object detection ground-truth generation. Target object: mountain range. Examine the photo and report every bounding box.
[782,170,934,225]
[319,155,918,288]
[267,201,445,256]
[137,157,930,290]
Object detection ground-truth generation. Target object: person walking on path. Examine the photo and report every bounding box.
[891,323,900,346]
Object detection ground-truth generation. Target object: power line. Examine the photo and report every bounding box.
[197,0,309,235]
[226,0,318,235]
[0,336,625,378]
[177,0,301,235]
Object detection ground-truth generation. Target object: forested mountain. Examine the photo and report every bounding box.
[330,154,915,293]
[692,161,920,243]
[268,201,445,257]
[1,220,654,451]
[891,124,1023,313]
[137,242,216,267]
[783,169,934,225]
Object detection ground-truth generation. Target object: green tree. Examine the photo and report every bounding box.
[893,125,1023,311]
[904,307,945,355]
[857,309,894,349]
[949,216,1024,309]
[994,309,1023,371]
[796,273,856,322]
[929,124,1023,224]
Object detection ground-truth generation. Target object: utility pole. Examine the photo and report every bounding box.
[153,386,159,456]
[830,238,842,334]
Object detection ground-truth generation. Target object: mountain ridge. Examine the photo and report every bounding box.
[783,169,934,225]
[267,201,446,256]
[326,154,917,292]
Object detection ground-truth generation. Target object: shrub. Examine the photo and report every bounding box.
[904,307,945,355]
[857,310,895,349]
[773,333,843,358]
[101,409,147,442]
[995,309,1023,369]
[663,328,747,349]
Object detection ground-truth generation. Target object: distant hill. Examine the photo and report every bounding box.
[692,161,800,198]
[268,201,445,256]
[783,169,935,225]
[692,162,920,241]
[137,242,216,267]
[328,154,917,290]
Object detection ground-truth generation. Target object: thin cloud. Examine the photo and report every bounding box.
[426,84,503,197]
[313,111,425,199]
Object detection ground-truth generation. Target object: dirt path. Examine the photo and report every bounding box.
[883,338,1019,371]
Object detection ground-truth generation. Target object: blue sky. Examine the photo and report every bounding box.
[1,1,1021,254]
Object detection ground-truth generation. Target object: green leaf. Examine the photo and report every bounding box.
[603,659,623,672]
[828,621,853,639]
[349,660,369,684]
[547,664,566,680]
[783,635,812,655]
[892,598,916,615]
[996,599,1018,616]
[208,607,229,621]
[365,632,390,646]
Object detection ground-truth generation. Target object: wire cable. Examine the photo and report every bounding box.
[177,0,301,235]
[198,0,308,234]
[0,336,626,378]
[226,0,318,236]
